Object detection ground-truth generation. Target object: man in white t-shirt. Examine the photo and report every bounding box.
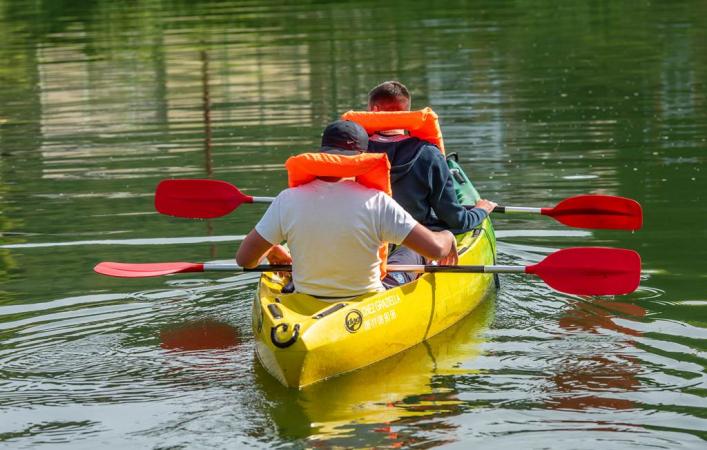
[236,121,457,299]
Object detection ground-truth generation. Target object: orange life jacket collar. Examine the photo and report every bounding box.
[285,152,392,196]
[341,107,445,154]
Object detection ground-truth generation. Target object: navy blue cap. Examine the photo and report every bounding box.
[320,120,369,155]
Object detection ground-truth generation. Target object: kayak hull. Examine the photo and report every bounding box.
[252,219,497,389]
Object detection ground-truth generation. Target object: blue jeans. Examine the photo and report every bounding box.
[382,245,425,289]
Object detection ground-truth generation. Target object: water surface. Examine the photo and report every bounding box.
[1,0,705,448]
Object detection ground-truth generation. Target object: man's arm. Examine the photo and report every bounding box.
[424,148,493,231]
[401,224,458,265]
[379,192,458,265]
[237,192,289,268]
[236,229,276,268]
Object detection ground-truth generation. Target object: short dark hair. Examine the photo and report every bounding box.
[367,81,411,111]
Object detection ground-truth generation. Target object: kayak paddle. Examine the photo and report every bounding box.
[155,179,275,219]
[496,194,642,231]
[94,247,641,295]
[154,179,642,230]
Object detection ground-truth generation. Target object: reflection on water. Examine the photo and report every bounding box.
[160,319,240,351]
[1,0,706,447]
[548,299,646,411]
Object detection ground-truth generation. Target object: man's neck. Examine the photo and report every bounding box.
[377,129,406,136]
[317,176,355,182]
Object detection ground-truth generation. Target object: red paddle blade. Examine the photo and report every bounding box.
[154,179,251,219]
[542,195,643,230]
[526,247,641,295]
[94,262,204,278]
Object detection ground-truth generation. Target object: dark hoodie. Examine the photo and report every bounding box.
[368,134,487,234]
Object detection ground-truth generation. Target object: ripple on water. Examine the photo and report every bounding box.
[1,0,706,445]
[0,274,258,415]
[418,238,707,448]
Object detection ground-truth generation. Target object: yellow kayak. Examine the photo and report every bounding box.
[256,294,495,437]
[252,217,497,389]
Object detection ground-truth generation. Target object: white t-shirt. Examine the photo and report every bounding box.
[255,179,418,297]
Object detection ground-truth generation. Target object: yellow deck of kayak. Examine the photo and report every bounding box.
[252,218,497,389]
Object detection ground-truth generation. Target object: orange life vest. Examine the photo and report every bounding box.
[285,152,393,276]
[341,107,445,154]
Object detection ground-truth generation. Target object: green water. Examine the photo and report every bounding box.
[1,0,705,448]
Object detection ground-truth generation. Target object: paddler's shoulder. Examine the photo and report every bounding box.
[413,142,445,165]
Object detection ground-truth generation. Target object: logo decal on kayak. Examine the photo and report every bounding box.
[345,310,363,333]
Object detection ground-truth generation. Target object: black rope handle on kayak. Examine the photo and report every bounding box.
[270,323,300,348]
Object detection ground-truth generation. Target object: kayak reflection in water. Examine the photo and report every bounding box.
[235,120,458,300]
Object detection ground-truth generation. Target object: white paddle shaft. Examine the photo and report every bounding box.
[202,262,525,274]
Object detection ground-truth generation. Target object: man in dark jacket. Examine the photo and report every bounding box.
[366,81,496,234]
